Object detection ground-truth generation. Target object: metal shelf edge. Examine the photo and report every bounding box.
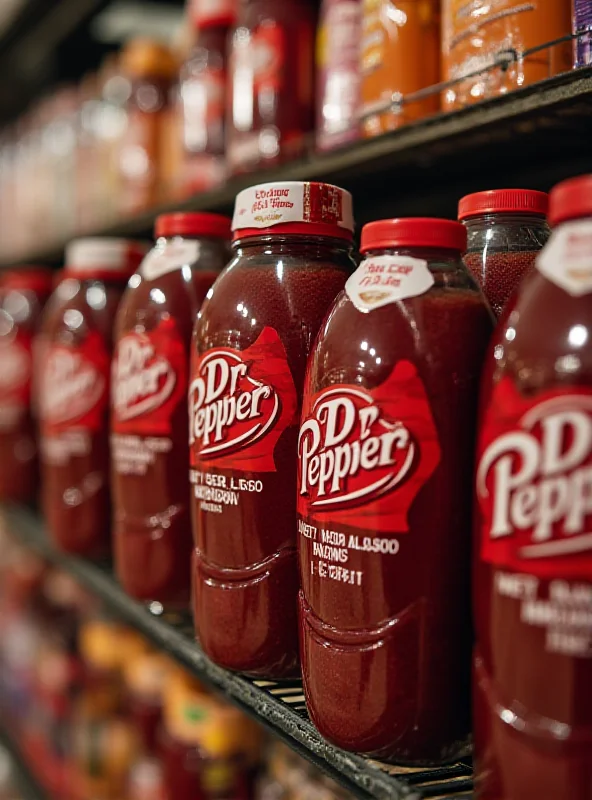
[0,727,48,800]
[3,66,592,267]
[2,504,445,800]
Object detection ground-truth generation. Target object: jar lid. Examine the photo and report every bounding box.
[2,267,53,295]
[65,239,147,280]
[155,212,231,240]
[232,181,354,241]
[458,189,549,220]
[360,218,467,253]
[548,174,592,226]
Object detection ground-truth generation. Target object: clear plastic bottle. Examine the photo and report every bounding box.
[39,238,146,558]
[0,268,53,503]
[474,173,592,800]
[112,213,230,608]
[298,218,493,762]
[189,181,356,678]
[459,189,550,318]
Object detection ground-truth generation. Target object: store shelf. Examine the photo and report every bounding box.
[4,64,592,267]
[0,727,48,800]
[0,0,112,122]
[1,504,473,800]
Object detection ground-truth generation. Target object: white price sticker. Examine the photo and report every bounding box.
[537,220,592,296]
[345,255,434,312]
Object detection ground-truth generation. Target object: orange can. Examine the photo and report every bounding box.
[442,0,572,110]
[361,0,440,137]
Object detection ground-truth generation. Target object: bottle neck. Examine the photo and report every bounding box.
[233,233,354,259]
[362,246,463,271]
[463,213,548,229]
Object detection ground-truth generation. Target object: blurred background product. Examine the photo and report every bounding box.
[38,239,147,560]
[574,0,592,66]
[316,0,361,151]
[0,518,353,799]
[118,39,178,214]
[226,0,316,174]
[442,0,572,109]
[360,0,440,136]
[0,269,53,505]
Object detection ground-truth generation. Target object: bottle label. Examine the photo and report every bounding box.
[112,322,187,433]
[0,330,32,430]
[232,182,354,232]
[477,377,592,578]
[345,255,433,311]
[41,332,109,433]
[298,360,440,533]
[140,241,200,281]
[189,327,297,473]
[536,220,592,296]
[252,21,285,93]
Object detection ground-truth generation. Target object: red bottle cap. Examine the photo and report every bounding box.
[360,218,467,253]
[155,212,232,240]
[548,174,592,226]
[458,189,549,220]
[1,267,54,295]
[65,239,148,280]
[232,182,355,242]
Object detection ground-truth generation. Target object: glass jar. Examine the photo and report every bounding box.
[189,181,356,678]
[112,212,230,609]
[298,218,493,762]
[474,175,592,799]
[442,0,572,110]
[119,40,178,215]
[227,0,316,174]
[459,189,550,319]
[39,238,146,558]
[179,23,231,196]
[361,0,439,137]
[0,269,53,503]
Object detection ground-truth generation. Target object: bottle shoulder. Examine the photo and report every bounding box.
[486,271,592,395]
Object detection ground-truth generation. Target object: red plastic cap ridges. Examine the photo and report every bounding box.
[155,212,232,240]
[548,175,592,227]
[458,189,549,220]
[361,218,467,253]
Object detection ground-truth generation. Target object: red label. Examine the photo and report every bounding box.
[0,330,32,423]
[252,22,285,92]
[40,331,109,433]
[189,327,297,472]
[477,377,592,578]
[112,321,187,436]
[298,361,440,532]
